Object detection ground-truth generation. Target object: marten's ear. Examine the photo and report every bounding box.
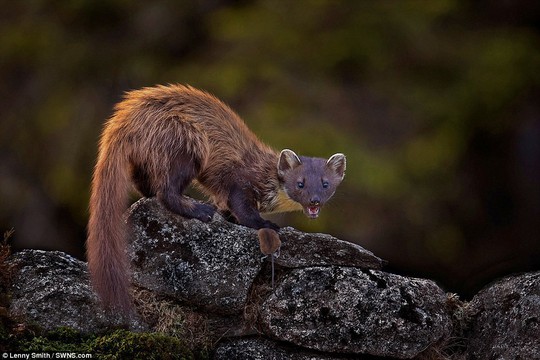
[278,149,302,177]
[326,153,346,180]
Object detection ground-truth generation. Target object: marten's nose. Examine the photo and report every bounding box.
[310,197,320,206]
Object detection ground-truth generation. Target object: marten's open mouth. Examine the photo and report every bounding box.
[305,205,320,219]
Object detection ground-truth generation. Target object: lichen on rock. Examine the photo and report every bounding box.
[5,197,538,359]
[259,267,451,358]
[466,271,540,359]
[8,250,127,333]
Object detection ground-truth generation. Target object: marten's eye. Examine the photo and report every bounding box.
[322,180,329,189]
[297,181,305,189]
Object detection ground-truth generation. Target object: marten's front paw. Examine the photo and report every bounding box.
[193,203,216,222]
[239,217,279,231]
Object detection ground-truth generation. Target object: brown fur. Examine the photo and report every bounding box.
[257,228,282,255]
[87,84,345,314]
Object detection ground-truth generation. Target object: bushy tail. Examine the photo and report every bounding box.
[87,139,132,314]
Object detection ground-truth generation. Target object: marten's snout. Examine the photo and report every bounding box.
[305,196,321,219]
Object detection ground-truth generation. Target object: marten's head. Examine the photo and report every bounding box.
[277,149,346,219]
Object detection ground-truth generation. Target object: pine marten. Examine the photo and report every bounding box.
[87,84,346,313]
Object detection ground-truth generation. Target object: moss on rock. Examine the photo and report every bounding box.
[5,327,195,360]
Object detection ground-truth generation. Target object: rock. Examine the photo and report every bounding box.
[8,250,129,333]
[128,197,449,358]
[8,196,540,359]
[466,271,540,359]
[213,337,354,360]
[127,198,263,315]
[126,198,385,315]
[259,267,451,359]
[275,227,386,269]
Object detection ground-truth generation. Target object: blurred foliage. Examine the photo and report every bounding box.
[1,0,539,297]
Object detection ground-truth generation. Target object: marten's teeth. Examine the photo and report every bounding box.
[307,206,320,218]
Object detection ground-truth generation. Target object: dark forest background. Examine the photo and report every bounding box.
[1,0,539,299]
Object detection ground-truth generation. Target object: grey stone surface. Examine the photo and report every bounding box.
[260,267,451,359]
[213,337,361,360]
[8,197,537,359]
[466,271,540,359]
[126,198,385,315]
[275,227,386,270]
[8,250,128,333]
[127,198,263,315]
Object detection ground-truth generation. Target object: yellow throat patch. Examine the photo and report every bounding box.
[263,188,303,214]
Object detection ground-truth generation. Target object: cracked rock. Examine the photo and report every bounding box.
[8,250,131,332]
[127,198,385,315]
[259,267,451,359]
[127,198,262,315]
[466,271,540,359]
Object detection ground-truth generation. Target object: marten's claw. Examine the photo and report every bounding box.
[193,203,215,222]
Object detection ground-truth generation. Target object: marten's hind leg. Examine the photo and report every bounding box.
[132,165,155,197]
[158,152,215,222]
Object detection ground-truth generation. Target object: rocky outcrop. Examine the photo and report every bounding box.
[126,198,385,315]
[8,250,131,332]
[5,197,540,359]
[127,198,264,315]
[465,271,540,359]
[260,267,450,358]
[213,337,354,360]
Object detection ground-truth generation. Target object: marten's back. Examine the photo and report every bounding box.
[116,85,274,171]
[117,85,260,146]
[105,84,277,197]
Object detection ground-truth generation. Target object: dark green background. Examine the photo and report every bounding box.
[1,0,539,298]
